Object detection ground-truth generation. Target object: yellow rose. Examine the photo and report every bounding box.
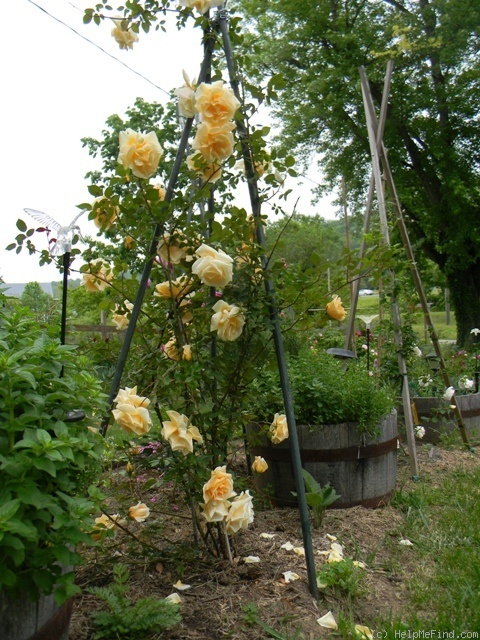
[111,20,138,50]
[114,386,150,409]
[187,153,222,184]
[178,0,224,15]
[112,403,152,436]
[192,243,233,288]
[202,465,236,504]
[326,295,347,321]
[182,344,192,361]
[225,491,254,535]
[82,259,112,292]
[161,410,203,456]
[192,121,235,163]
[270,413,289,444]
[92,196,118,230]
[124,235,135,250]
[151,183,166,201]
[201,499,231,523]
[195,81,240,125]
[251,456,268,474]
[174,70,197,118]
[154,275,191,299]
[128,502,150,522]
[210,300,245,342]
[163,337,191,362]
[94,513,120,530]
[157,231,187,265]
[112,300,133,331]
[118,128,163,179]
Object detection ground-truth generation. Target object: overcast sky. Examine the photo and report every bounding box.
[1,0,334,286]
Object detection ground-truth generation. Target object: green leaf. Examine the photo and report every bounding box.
[33,458,57,477]
[16,218,27,232]
[0,499,21,524]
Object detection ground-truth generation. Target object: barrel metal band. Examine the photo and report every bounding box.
[28,598,73,640]
[251,436,398,463]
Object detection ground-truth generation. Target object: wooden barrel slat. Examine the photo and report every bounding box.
[247,411,398,509]
[0,592,72,640]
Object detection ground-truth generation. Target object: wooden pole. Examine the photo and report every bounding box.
[360,65,470,450]
[359,64,420,476]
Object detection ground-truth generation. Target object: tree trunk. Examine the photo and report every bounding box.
[446,264,480,347]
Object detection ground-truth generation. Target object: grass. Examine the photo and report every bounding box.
[376,463,480,635]
[355,293,457,342]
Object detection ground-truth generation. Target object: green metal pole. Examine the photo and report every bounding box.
[216,7,318,599]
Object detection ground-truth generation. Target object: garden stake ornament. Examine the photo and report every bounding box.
[98,4,319,599]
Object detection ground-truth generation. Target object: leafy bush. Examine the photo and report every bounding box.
[0,292,106,602]
[252,347,396,438]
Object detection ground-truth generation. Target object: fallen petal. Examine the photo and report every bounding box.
[259,532,276,539]
[327,551,344,563]
[173,580,192,590]
[165,593,182,604]
[325,533,337,541]
[399,538,414,546]
[317,611,338,629]
[353,560,366,569]
[293,546,305,556]
[282,571,300,583]
[355,624,373,639]
[243,555,261,564]
[281,541,295,551]
[316,578,328,589]
[330,542,344,556]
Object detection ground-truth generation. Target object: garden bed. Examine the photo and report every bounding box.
[70,445,478,639]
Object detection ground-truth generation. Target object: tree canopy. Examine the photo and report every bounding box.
[233,0,480,345]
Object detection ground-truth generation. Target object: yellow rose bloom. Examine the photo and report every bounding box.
[201,499,231,523]
[251,456,268,474]
[202,465,236,504]
[157,231,187,265]
[192,243,233,288]
[187,153,222,184]
[128,502,150,522]
[154,275,191,299]
[82,259,112,292]
[113,386,150,409]
[161,410,203,456]
[210,300,245,342]
[174,70,197,118]
[225,491,254,535]
[111,20,138,50]
[195,81,240,125]
[270,413,289,444]
[112,403,152,436]
[191,121,235,163]
[92,196,118,230]
[118,128,163,179]
[178,0,224,15]
[326,295,347,321]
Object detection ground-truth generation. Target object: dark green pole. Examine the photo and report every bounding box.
[101,32,217,435]
[216,7,318,599]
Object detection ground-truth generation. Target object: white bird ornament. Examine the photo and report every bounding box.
[24,208,86,256]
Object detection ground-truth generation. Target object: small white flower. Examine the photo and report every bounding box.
[413,346,422,357]
[418,374,433,388]
[470,328,480,336]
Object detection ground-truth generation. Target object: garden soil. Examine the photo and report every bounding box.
[70,444,478,639]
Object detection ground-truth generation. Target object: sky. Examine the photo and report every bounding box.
[1,0,335,285]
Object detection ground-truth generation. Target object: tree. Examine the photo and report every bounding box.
[233,0,480,346]
[20,282,58,323]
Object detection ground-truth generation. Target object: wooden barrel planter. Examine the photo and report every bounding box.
[407,393,480,444]
[247,411,398,509]
[0,591,73,640]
